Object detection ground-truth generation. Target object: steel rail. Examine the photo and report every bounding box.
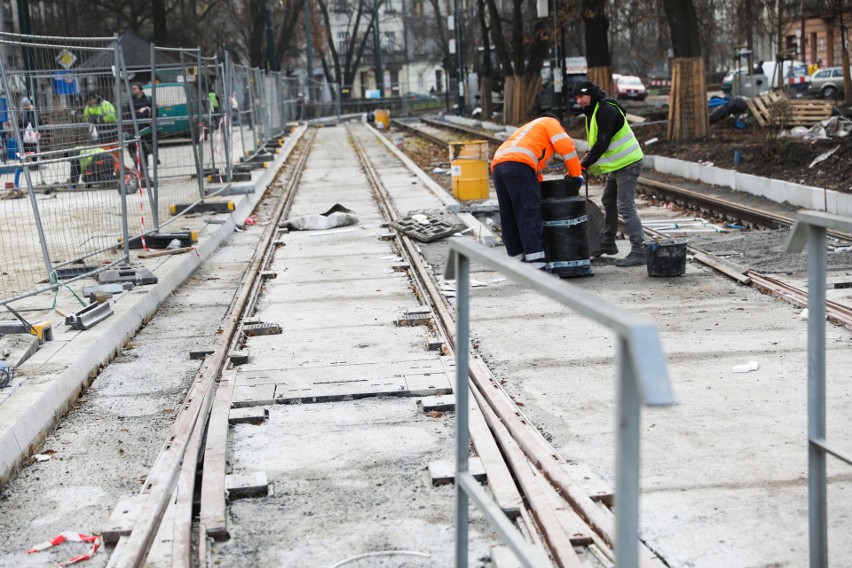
[747,270,852,329]
[196,130,315,546]
[111,130,315,568]
[347,123,662,566]
[390,117,455,149]
[637,177,852,242]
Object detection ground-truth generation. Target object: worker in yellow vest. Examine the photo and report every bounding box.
[572,80,646,267]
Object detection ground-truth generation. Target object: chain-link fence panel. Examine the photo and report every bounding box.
[147,47,209,228]
[0,32,132,305]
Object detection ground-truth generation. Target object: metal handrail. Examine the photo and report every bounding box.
[445,238,674,567]
[785,210,852,568]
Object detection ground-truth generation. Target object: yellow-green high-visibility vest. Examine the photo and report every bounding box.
[585,101,643,176]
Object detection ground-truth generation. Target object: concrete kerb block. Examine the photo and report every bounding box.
[649,153,851,216]
[0,125,310,488]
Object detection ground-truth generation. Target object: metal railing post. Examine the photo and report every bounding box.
[807,223,828,568]
[454,252,470,568]
[615,336,640,568]
[785,210,852,568]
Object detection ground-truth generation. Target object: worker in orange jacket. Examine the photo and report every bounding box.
[491,113,583,269]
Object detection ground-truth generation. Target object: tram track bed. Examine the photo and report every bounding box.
[0,119,850,568]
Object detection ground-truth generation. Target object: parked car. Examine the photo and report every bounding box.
[614,75,647,101]
[808,66,849,98]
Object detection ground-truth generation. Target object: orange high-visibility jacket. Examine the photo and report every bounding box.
[490,116,582,179]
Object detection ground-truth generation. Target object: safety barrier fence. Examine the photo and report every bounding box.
[0,33,132,305]
[784,211,852,568]
[445,239,674,568]
[0,33,294,305]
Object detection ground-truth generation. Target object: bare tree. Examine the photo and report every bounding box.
[581,0,613,95]
[316,0,375,97]
[483,0,550,124]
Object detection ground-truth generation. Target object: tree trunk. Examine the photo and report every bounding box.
[587,66,613,96]
[662,0,705,140]
[581,0,610,68]
[152,0,167,45]
[667,57,707,140]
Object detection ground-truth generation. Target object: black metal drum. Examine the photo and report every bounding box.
[540,179,592,278]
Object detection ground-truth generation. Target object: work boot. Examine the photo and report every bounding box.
[591,242,618,258]
[614,252,646,267]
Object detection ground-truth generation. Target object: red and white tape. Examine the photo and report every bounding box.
[27,531,101,566]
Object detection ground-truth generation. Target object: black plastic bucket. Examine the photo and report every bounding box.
[540,180,591,278]
[645,239,688,277]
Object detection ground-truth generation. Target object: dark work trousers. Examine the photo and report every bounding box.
[600,159,645,255]
[492,161,545,265]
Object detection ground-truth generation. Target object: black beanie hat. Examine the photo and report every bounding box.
[570,80,597,97]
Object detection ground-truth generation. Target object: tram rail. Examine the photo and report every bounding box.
[347,122,664,566]
[110,130,317,568]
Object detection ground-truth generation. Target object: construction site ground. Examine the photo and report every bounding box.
[0,120,850,568]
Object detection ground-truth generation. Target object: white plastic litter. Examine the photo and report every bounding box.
[732,361,760,373]
[280,211,359,230]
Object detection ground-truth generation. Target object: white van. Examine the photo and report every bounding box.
[759,60,810,91]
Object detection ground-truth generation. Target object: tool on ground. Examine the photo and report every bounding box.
[1,304,53,341]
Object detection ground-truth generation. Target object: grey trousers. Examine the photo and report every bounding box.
[600,159,644,255]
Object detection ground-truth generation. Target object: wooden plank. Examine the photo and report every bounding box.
[560,462,614,507]
[467,355,664,567]
[103,494,147,544]
[466,385,524,518]
[471,383,584,568]
[745,99,766,126]
[199,369,239,541]
[534,464,594,546]
[692,251,752,285]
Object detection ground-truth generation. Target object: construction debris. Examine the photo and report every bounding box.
[746,91,833,127]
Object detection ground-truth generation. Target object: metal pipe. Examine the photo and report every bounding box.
[454,252,470,568]
[807,223,827,568]
[115,34,130,262]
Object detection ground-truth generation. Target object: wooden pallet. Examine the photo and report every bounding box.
[746,91,833,127]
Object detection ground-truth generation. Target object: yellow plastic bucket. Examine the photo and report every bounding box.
[374,109,390,130]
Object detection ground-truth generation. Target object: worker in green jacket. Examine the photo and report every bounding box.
[84,93,117,143]
[208,89,220,127]
[572,80,646,267]
[67,146,117,189]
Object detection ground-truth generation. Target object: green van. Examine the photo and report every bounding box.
[143,82,203,139]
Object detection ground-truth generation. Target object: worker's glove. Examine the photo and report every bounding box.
[563,174,583,191]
